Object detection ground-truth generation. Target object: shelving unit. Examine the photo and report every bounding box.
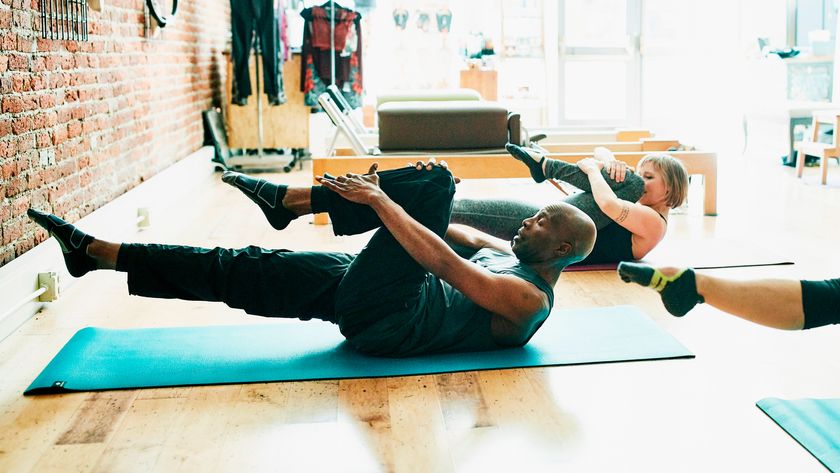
[498,0,548,126]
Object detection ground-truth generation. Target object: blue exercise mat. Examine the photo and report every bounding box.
[25,305,692,394]
[757,397,840,472]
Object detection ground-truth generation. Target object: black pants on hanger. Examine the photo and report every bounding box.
[231,0,280,100]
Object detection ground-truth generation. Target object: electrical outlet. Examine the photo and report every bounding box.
[137,207,151,229]
[38,272,60,302]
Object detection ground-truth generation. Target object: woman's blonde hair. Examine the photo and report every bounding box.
[637,153,689,209]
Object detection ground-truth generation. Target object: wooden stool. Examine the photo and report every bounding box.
[795,110,840,184]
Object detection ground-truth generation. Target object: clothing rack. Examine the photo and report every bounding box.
[223,3,310,172]
[329,0,336,85]
[298,0,364,110]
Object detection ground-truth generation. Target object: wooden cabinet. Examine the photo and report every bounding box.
[459,68,498,101]
[224,52,309,149]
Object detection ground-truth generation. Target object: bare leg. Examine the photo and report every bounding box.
[619,262,805,330]
[694,274,804,330]
[281,187,312,216]
[86,239,121,270]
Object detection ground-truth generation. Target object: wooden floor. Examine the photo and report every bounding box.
[1,150,840,472]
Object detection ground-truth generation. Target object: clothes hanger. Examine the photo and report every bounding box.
[319,1,344,10]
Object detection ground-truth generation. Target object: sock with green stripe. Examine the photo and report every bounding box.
[506,143,547,183]
[617,262,704,317]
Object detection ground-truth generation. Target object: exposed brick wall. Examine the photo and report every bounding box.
[0,0,229,267]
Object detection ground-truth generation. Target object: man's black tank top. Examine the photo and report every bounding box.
[352,248,555,357]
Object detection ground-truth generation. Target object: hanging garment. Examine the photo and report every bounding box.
[231,0,285,105]
[436,8,452,33]
[300,4,364,108]
[393,8,408,30]
[277,0,291,61]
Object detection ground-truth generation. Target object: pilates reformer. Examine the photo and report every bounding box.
[314,91,718,223]
[320,88,377,158]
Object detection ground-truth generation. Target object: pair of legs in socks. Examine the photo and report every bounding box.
[618,262,840,330]
[29,167,457,356]
[451,153,644,245]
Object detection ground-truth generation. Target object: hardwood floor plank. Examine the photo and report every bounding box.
[387,375,453,473]
[91,397,187,473]
[56,391,138,445]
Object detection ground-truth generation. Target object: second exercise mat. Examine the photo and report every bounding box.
[757,397,840,472]
[567,238,793,272]
[25,305,692,394]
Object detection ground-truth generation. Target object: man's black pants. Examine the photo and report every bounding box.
[230,0,280,99]
[116,167,456,354]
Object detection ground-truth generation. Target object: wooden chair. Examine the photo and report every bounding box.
[795,111,840,185]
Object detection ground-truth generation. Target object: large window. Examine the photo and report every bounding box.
[310,0,791,143]
[558,0,640,124]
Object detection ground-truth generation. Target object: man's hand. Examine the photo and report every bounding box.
[316,166,386,206]
[409,157,461,183]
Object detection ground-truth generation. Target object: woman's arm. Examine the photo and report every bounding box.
[577,158,666,256]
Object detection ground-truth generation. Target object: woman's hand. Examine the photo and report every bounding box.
[604,160,629,183]
[576,157,604,175]
[316,166,385,206]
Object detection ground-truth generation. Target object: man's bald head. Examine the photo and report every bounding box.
[510,202,596,268]
[543,203,596,265]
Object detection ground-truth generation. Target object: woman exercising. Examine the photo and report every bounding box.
[450,145,689,265]
[617,262,840,330]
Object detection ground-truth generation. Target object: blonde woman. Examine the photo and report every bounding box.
[450,144,689,265]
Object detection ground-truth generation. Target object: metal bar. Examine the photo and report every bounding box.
[330,0,335,85]
[0,287,47,323]
[77,0,82,40]
[255,30,263,158]
[59,0,64,40]
[83,0,88,40]
[40,0,45,38]
[65,0,70,40]
[49,0,54,39]
[64,0,69,40]
[71,0,76,40]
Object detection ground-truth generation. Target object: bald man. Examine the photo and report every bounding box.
[29,164,596,357]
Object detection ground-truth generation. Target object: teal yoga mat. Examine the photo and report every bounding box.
[757,397,840,472]
[25,305,692,395]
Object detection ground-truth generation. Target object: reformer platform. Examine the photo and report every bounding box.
[314,90,718,225]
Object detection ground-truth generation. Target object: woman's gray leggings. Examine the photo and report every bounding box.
[451,158,645,240]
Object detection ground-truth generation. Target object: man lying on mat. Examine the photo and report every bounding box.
[28,164,596,357]
[451,145,689,266]
[617,262,839,330]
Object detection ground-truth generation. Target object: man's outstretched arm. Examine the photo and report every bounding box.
[317,171,548,328]
[445,224,512,255]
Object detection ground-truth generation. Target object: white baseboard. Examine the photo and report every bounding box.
[0,147,217,342]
